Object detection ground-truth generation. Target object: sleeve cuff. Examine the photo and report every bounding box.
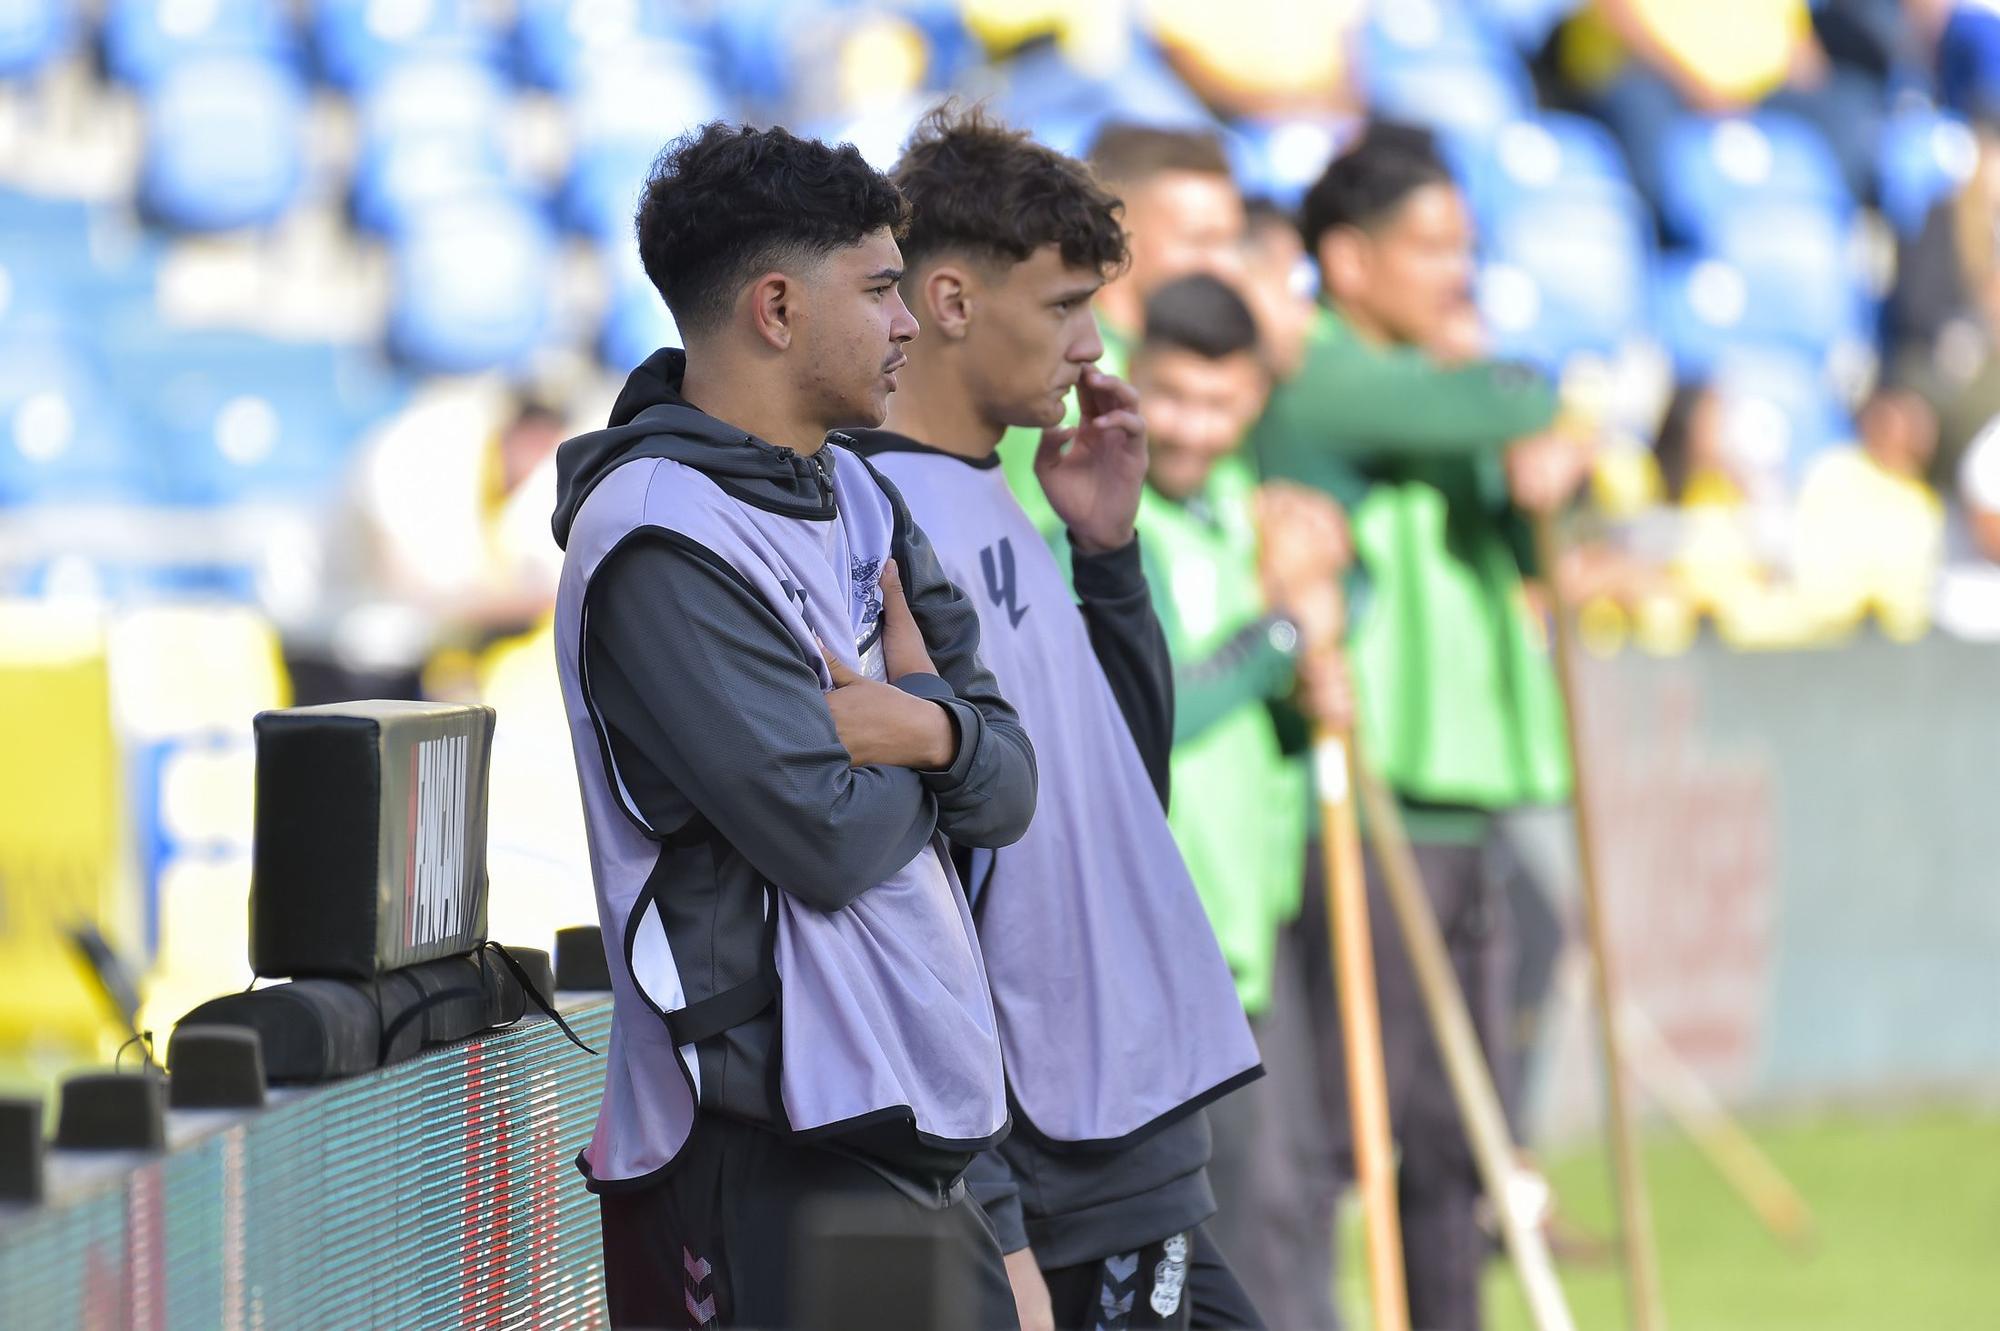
[1068,532,1146,602]
[893,673,983,789]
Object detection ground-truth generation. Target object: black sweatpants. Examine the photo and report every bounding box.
[597,1118,1016,1330]
[1041,1224,1263,1331]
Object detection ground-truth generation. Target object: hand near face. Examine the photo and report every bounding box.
[1035,365,1149,556]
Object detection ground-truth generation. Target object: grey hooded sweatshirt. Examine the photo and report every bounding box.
[550,350,1037,1202]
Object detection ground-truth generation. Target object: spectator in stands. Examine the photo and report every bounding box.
[1887,113,2000,497]
[1936,412,2000,636]
[1239,198,1317,383]
[1556,0,1882,211]
[1252,124,1587,1331]
[1130,271,1353,1331]
[289,388,568,704]
[1794,382,1946,638]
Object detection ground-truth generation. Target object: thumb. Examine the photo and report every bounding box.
[819,639,862,688]
[1034,426,1077,476]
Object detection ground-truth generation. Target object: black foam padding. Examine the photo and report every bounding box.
[251,701,496,979]
[0,1097,44,1203]
[505,947,555,1011]
[54,1073,166,1151]
[176,952,527,1084]
[554,926,611,991]
[167,1025,268,1109]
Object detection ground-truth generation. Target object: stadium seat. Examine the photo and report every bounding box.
[1363,0,1532,137]
[561,47,730,238]
[351,59,514,238]
[1713,346,1854,483]
[513,0,701,92]
[102,0,296,90]
[388,196,556,374]
[139,54,306,232]
[311,0,502,90]
[1877,104,1978,239]
[1230,116,1353,211]
[1657,110,1853,247]
[600,260,680,371]
[1479,179,1652,369]
[994,41,1218,161]
[0,0,78,78]
[0,331,145,504]
[1455,111,1638,224]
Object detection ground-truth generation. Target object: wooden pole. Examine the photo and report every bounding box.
[1312,727,1409,1331]
[1352,754,1577,1331]
[1532,513,1666,1331]
[1617,1002,1815,1252]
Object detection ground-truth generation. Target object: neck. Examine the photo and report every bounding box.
[679,353,830,455]
[881,351,1005,461]
[1331,298,1393,347]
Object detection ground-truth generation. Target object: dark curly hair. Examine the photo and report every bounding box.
[1299,122,1453,256]
[635,122,909,338]
[892,103,1128,279]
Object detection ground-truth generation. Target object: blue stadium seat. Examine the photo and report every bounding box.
[994,41,1217,162]
[312,0,502,90]
[139,55,306,231]
[561,51,730,238]
[1714,346,1854,478]
[1229,116,1352,211]
[0,191,162,314]
[1878,105,1977,239]
[1939,0,2000,121]
[1478,180,1652,369]
[513,0,699,91]
[1363,0,1531,137]
[0,332,146,504]
[1652,247,1867,380]
[103,0,296,89]
[600,261,680,371]
[1709,203,1869,354]
[388,196,556,374]
[1657,110,1852,247]
[351,59,513,238]
[1455,112,1637,224]
[0,0,78,78]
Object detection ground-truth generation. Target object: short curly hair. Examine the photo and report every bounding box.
[635,122,909,338]
[892,103,1127,279]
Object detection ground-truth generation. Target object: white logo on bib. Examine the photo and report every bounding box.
[1150,1232,1189,1317]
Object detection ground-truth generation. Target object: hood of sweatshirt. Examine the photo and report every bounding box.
[552,347,841,549]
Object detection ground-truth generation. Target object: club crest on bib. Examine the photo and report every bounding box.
[851,554,886,679]
[1150,1233,1189,1317]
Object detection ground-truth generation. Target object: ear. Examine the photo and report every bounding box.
[920,264,974,341]
[1318,228,1368,304]
[747,271,795,351]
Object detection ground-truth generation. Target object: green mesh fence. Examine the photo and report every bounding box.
[0,1003,612,1329]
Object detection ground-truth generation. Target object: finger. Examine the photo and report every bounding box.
[1090,370,1141,411]
[879,556,904,600]
[1034,426,1077,473]
[820,642,862,687]
[1090,408,1146,441]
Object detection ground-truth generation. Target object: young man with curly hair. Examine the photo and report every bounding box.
[853,107,1265,1331]
[550,122,1038,1330]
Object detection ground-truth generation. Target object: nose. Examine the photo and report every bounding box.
[1072,319,1104,365]
[888,286,919,345]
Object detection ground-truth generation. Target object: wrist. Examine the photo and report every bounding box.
[1067,524,1135,558]
[915,697,958,771]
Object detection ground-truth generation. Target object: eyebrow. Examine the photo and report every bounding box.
[865,267,904,282]
[1053,280,1103,305]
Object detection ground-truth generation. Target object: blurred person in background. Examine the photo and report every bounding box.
[1936,412,2000,634]
[1085,123,1247,354]
[1555,0,1884,211]
[1793,381,1946,638]
[1239,198,1318,384]
[1129,271,1354,1331]
[286,387,568,705]
[1251,124,1587,1331]
[861,108,1264,1331]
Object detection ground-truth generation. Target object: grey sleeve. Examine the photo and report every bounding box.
[963,1149,1030,1254]
[583,531,939,912]
[1071,535,1173,809]
[875,472,1039,849]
